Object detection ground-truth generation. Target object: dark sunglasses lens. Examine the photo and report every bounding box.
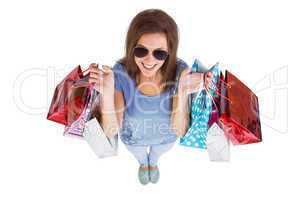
[153,50,168,60]
[133,47,148,58]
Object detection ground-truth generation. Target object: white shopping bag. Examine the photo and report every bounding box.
[206,123,230,161]
[83,118,118,158]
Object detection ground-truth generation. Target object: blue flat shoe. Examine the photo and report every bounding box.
[138,165,150,185]
[149,165,160,184]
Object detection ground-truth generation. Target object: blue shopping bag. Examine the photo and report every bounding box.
[180,59,219,149]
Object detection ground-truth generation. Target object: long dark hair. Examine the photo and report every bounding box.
[119,9,179,91]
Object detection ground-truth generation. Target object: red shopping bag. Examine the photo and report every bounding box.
[47,65,89,126]
[64,84,95,137]
[219,70,262,145]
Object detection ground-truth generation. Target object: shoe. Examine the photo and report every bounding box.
[149,165,160,183]
[138,165,150,185]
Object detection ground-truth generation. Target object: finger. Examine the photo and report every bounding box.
[186,73,203,81]
[185,80,203,87]
[184,82,199,92]
[185,81,203,91]
[186,87,200,94]
[89,67,100,75]
[189,75,204,82]
[192,82,204,89]
[89,73,101,79]
[90,75,104,83]
[205,76,213,80]
[90,70,104,77]
[191,72,204,78]
[89,63,99,69]
[205,73,213,80]
[205,73,213,78]
[186,75,204,84]
[205,72,213,80]
[90,70,105,78]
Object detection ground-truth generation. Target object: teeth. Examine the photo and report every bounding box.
[143,63,156,69]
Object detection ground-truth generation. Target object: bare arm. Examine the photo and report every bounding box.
[170,91,190,137]
[99,91,119,138]
[89,64,124,138]
[99,86,125,139]
[170,67,204,137]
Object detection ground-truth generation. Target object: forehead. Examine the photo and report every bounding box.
[137,33,168,50]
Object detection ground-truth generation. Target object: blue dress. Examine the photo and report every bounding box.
[112,59,188,146]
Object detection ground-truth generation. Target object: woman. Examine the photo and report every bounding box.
[88,9,210,185]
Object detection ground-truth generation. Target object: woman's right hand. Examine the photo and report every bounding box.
[88,63,115,97]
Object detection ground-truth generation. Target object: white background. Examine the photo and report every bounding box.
[0,0,299,199]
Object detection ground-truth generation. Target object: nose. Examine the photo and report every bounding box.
[143,51,156,63]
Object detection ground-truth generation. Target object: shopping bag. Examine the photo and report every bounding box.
[63,84,96,137]
[219,70,262,145]
[47,66,88,125]
[65,75,92,127]
[83,118,118,158]
[208,106,219,128]
[206,123,230,161]
[180,60,219,149]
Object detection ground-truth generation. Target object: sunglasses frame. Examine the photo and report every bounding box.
[133,45,169,61]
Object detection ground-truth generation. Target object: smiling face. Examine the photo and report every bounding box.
[134,33,168,80]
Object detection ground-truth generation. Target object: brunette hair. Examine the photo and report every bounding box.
[119,9,179,91]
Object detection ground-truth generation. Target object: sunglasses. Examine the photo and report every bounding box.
[133,46,169,61]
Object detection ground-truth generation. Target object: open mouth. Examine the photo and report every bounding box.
[142,62,157,70]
